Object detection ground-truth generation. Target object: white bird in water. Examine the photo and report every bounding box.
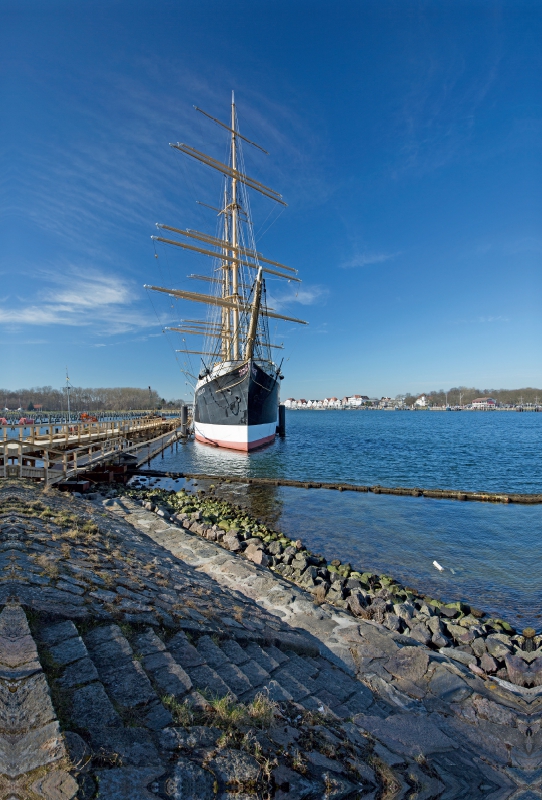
[433,560,444,572]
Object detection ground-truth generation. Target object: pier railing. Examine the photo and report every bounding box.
[0,414,188,484]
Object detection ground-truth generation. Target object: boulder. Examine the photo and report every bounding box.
[504,653,530,687]
[486,636,512,659]
[223,534,242,552]
[409,624,432,646]
[245,545,269,567]
[346,592,368,617]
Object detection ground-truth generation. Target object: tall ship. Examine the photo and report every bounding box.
[145,94,307,451]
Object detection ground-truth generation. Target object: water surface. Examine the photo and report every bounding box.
[145,411,541,626]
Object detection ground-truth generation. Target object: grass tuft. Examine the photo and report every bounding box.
[162,695,194,726]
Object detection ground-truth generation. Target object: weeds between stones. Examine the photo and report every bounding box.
[34,553,60,580]
[162,694,194,726]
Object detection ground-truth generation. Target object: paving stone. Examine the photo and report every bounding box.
[238,658,270,688]
[268,667,310,702]
[71,682,122,730]
[168,755,216,800]
[373,741,406,767]
[428,665,472,703]
[133,629,166,657]
[148,660,193,697]
[85,625,134,667]
[219,639,251,666]
[208,748,260,786]
[29,768,79,799]
[159,726,222,751]
[385,646,429,683]
[49,636,88,667]
[258,680,294,703]
[263,644,290,666]
[215,661,254,696]
[89,727,160,767]
[311,668,358,702]
[354,713,457,757]
[98,661,156,708]
[57,656,99,690]
[196,635,230,668]
[243,642,280,673]
[39,620,79,647]
[141,701,174,731]
[56,580,85,595]
[93,767,164,799]
[168,632,205,668]
[63,730,92,772]
[187,665,232,698]
[343,689,374,715]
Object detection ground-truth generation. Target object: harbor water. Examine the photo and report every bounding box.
[145,410,541,626]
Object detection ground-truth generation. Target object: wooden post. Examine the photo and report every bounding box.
[277,404,286,437]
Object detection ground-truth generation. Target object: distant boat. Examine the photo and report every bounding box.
[146,95,307,451]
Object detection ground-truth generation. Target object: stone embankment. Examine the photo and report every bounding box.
[1,478,541,799]
[125,483,540,691]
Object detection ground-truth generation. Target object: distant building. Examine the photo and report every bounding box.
[345,394,369,407]
[283,398,296,408]
[415,394,428,407]
[472,397,497,409]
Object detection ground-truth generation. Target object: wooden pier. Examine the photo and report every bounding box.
[1,415,187,485]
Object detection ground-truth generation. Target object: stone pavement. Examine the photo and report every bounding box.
[0,479,541,798]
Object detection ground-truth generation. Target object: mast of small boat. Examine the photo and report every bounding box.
[230,92,240,361]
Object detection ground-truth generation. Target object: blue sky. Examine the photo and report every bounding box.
[2,0,541,400]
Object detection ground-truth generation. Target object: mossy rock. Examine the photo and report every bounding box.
[218,520,231,531]
[327,565,338,574]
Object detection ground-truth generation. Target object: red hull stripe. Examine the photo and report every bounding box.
[195,432,276,452]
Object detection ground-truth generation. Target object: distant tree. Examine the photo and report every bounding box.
[27,402,34,411]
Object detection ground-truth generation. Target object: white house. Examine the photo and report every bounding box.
[472,397,497,409]
[415,394,428,407]
[283,398,296,408]
[346,394,369,407]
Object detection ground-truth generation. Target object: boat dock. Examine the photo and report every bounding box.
[1,411,190,485]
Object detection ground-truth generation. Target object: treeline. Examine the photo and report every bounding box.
[0,386,183,412]
[404,387,542,407]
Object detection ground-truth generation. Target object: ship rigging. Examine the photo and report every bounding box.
[145,93,306,451]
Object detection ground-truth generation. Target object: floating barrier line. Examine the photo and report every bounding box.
[133,469,542,505]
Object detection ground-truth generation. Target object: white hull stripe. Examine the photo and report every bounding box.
[194,422,278,450]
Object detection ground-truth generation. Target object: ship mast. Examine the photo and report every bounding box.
[146,96,308,371]
[230,92,240,361]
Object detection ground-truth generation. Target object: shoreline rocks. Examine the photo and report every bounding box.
[118,483,542,689]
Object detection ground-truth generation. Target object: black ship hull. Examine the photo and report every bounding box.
[193,360,280,451]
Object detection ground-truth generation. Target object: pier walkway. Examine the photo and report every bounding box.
[0,415,186,485]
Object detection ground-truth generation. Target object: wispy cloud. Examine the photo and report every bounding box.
[267,283,328,312]
[340,251,398,268]
[0,268,169,334]
[478,315,510,323]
